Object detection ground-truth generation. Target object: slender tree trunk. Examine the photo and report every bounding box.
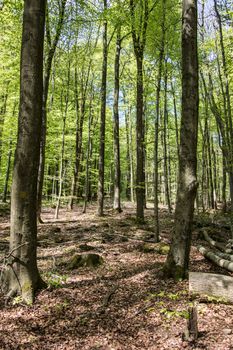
[164,0,198,280]
[3,0,46,303]
[125,103,134,202]
[163,62,172,213]
[55,61,70,219]
[205,119,214,209]
[154,0,166,240]
[171,81,180,160]
[130,0,150,222]
[2,138,12,203]
[0,84,9,171]
[222,156,227,213]
[83,89,94,214]
[69,65,80,210]
[135,53,145,221]
[37,0,67,222]
[214,0,233,234]
[113,26,122,212]
[125,106,131,201]
[97,0,108,216]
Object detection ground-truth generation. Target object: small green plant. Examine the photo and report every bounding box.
[54,299,70,313]
[12,295,24,305]
[167,293,179,301]
[160,308,189,319]
[44,272,68,288]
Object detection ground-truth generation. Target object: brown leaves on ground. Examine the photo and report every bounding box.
[0,203,233,349]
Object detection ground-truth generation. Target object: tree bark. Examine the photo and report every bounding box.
[163,60,172,213]
[3,0,46,303]
[130,0,150,222]
[83,87,94,213]
[154,0,166,240]
[37,0,67,222]
[54,61,70,219]
[113,26,122,213]
[97,0,108,216]
[2,138,12,203]
[164,0,198,280]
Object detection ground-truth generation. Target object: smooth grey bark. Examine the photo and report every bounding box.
[125,103,135,202]
[171,81,180,160]
[83,90,94,214]
[37,0,67,222]
[214,0,233,235]
[130,0,150,222]
[54,60,70,219]
[162,61,172,213]
[154,0,166,240]
[0,83,9,172]
[113,26,122,212]
[3,0,46,303]
[2,138,12,203]
[164,0,199,280]
[97,0,108,216]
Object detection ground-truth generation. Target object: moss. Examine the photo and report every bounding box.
[22,282,33,305]
[67,254,104,270]
[158,244,170,255]
[139,243,170,255]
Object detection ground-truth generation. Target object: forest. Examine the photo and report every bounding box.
[0,0,233,349]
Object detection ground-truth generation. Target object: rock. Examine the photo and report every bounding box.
[67,253,104,269]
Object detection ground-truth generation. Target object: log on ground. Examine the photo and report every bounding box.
[198,246,233,272]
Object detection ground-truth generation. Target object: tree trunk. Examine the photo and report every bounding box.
[130,0,150,222]
[83,89,94,214]
[97,0,108,216]
[164,0,198,280]
[2,138,12,203]
[0,85,9,172]
[37,0,67,222]
[135,54,145,221]
[55,61,70,219]
[154,0,166,240]
[3,0,46,303]
[163,61,172,213]
[113,26,122,213]
[125,103,135,203]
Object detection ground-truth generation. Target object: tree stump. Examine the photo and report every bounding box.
[183,305,198,342]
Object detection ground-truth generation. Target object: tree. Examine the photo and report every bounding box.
[37,0,67,222]
[129,0,149,222]
[2,0,46,303]
[97,0,108,216]
[164,0,199,279]
[113,25,122,212]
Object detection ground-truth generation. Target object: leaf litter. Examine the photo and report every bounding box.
[0,203,232,349]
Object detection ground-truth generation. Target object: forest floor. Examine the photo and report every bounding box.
[0,202,233,350]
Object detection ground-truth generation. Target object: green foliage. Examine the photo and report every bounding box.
[43,272,68,288]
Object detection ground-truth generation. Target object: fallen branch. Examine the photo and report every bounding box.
[198,246,233,272]
[202,230,232,254]
[214,250,233,262]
